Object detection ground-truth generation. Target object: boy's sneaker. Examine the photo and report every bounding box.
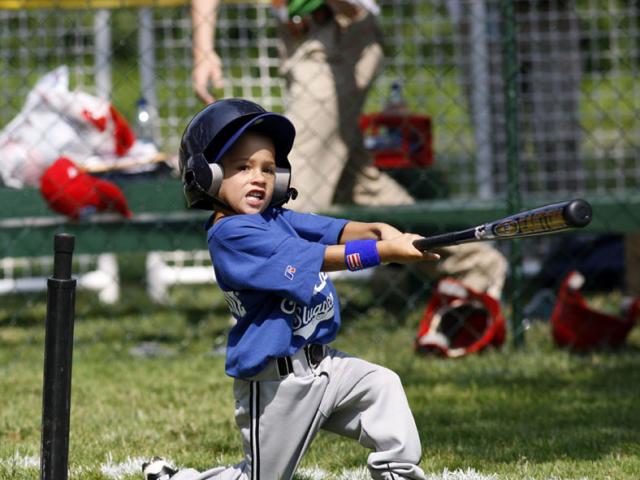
[142,457,178,480]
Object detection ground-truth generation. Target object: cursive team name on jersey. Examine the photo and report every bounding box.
[223,273,334,337]
[280,272,335,339]
[281,292,335,339]
[223,290,246,318]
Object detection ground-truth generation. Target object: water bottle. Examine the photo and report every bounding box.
[135,97,155,144]
[385,80,408,114]
[383,81,406,148]
[387,81,424,156]
[363,80,407,152]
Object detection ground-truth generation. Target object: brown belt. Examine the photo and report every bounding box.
[284,4,333,37]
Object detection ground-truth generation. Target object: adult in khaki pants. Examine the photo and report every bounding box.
[421,243,508,300]
[191,0,412,212]
[191,0,507,298]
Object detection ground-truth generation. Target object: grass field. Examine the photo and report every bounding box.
[1,282,639,480]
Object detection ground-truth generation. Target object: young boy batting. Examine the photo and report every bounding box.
[143,98,439,480]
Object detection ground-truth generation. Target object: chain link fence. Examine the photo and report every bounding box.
[1,0,639,345]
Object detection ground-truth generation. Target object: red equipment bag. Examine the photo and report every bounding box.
[360,112,433,169]
[415,277,506,357]
[551,270,639,350]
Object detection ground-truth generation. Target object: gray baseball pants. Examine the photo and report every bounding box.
[170,347,426,480]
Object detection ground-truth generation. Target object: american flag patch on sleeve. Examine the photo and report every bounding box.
[346,253,363,271]
[284,264,297,280]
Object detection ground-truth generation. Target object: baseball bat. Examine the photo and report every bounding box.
[412,199,592,251]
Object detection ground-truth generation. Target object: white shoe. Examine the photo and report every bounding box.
[142,457,178,480]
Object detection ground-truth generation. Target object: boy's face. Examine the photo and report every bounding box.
[218,132,277,215]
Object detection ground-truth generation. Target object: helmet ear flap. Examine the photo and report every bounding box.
[209,162,224,197]
[184,153,225,199]
[271,166,292,207]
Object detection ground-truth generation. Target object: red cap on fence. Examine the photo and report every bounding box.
[39,157,132,219]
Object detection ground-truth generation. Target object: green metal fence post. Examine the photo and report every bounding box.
[501,0,525,346]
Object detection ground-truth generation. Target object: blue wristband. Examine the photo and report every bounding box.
[345,240,381,271]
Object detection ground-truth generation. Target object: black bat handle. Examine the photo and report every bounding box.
[412,227,477,251]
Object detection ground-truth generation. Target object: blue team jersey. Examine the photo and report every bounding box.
[207,207,349,378]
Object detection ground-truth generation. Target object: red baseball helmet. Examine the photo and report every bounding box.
[415,277,506,358]
[551,271,639,350]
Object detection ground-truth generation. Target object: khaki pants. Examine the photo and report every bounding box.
[279,12,413,212]
[418,242,508,300]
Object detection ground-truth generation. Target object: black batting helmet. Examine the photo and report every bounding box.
[179,98,297,210]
